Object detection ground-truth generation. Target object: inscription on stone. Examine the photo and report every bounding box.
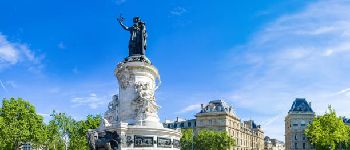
[157,137,172,148]
[134,135,154,147]
[173,139,180,148]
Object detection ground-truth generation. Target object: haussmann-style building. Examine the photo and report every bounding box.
[164,99,265,150]
[285,98,315,150]
[264,136,285,150]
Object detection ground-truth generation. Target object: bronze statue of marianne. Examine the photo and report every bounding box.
[117,16,147,57]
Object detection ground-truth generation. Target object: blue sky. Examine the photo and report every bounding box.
[1,0,350,141]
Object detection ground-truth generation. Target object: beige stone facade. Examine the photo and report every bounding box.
[285,98,315,150]
[195,100,264,150]
[264,136,285,150]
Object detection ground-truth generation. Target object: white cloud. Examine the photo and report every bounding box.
[177,103,201,114]
[0,80,8,93]
[71,93,109,109]
[335,88,350,96]
[0,79,17,93]
[0,33,44,71]
[170,7,187,16]
[224,0,350,140]
[0,34,20,66]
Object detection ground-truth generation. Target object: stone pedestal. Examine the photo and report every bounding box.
[96,56,181,150]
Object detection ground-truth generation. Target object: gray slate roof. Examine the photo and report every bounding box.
[289,98,313,113]
[200,100,233,114]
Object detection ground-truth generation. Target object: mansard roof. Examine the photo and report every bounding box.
[289,98,313,113]
[199,99,235,115]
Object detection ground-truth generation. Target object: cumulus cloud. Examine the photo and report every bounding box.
[224,0,350,140]
[71,93,110,109]
[0,33,43,71]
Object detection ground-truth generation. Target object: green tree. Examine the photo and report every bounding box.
[305,105,349,150]
[180,128,194,150]
[69,115,100,150]
[194,129,235,150]
[43,112,100,150]
[0,98,47,150]
[49,111,76,150]
[46,115,66,150]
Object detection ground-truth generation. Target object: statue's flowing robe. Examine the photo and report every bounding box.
[128,22,147,56]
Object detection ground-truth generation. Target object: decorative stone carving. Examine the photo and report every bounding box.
[132,81,160,124]
[134,135,154,147]
[102,95,119,127]
[157,137,172,148]
[87,130,121,150]
[90,58,181,150]
[116,64,131,89]
[124,55,151,64]
[126,136,133,147]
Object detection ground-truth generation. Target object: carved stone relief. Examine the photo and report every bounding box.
[132,81,160,121]
[103,95,119,127]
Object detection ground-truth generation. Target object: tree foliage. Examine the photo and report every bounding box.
[0,97,101,150]
[69,115,101,150]
[180,129,235,150]
[0,97,47,149]
[305,106,350,150]
[180,128,194,150]
[48,111,101,150]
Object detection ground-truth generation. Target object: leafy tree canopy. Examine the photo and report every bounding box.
[181,129,236,150]
[0,97,47,150]
[305,105,350,150]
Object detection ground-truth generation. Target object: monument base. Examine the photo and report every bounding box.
[100,123,181,150]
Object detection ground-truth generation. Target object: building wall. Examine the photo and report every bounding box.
[264,137,285,150]
[163,100,264,150]
[196,112,264,150]
[163,119,196,129]
[285,112,314,150]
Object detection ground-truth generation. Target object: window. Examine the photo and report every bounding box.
[209,120,212,125]
[302,135,306,140]
[22,143,31,150]
[188,122,192,127]
[303,143,306,149]
[295,143,298,149]
[174,123,177,128]
[180,123,184,128]
[167,124,171,128]
[295,134,298,140]
[293,123,298,127]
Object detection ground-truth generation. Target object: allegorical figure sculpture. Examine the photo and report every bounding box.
[117,16,147,57]
[87,130,121,150]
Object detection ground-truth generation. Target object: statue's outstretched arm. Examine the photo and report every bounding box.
[119,21,129,31]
